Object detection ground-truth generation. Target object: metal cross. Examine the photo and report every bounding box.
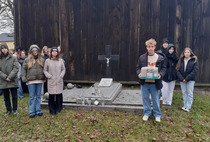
[98,45,119,78]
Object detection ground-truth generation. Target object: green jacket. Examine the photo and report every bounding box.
[0,54,19,89]
[21,58,45,82]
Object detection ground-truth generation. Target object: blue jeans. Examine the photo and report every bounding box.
[27,83,43,116]
[180,81,195,109]
[17,79,24,98]
[141,83,161,117]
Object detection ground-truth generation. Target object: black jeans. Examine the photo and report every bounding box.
[3,88,18,112]
[48,93,63,114]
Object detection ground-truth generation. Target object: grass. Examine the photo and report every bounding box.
[0,92,209,142]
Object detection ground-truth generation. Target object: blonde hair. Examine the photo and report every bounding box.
[41,46,48,56]
[145,38,157,46]
[176,48,198,70]
[27,52,44,69]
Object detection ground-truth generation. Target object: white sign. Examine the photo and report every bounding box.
[99,78,113,87]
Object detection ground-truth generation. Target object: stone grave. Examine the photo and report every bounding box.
[41,45,144,113]
[41,82,143,114]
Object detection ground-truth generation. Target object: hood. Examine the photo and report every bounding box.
[29,44,40,54]
[167,44,176,51]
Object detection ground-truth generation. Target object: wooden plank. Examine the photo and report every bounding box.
[14,0,210,83]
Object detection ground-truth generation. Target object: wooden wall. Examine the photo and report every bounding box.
[14,0,210,83]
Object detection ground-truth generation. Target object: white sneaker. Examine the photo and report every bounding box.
[182,107,186,110]
[142,116,149,121]
[155,117,161,122]
[184,108,190,112]
[182,107,190,112]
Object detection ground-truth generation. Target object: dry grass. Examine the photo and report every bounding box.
[0,92,209,142]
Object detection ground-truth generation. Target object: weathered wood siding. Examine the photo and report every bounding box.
[15,0,210,83]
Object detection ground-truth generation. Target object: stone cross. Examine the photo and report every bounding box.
[98,45,119,78]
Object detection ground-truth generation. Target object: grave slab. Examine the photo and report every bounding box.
[76,83,122,105]
[41,86,144,113]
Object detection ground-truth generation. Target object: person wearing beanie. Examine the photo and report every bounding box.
[0,43,19,116]
[176,48,199,112]
[159,38,169,105]
[22,44,45,118]
[161,38,169,55]
[161,44,178,106]
[44,46,65,115]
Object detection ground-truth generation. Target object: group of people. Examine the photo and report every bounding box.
[0,43,66,118]
[0,38,199,121]
[136,38,198,122]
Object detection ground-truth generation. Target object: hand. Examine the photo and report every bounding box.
[158,74,161,79]
[138,73,141,79]
[6,78,11,82]
[183,79,186,82]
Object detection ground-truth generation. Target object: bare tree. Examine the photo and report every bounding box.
[0,0,14,33]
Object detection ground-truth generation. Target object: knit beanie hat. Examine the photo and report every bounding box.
[50,46,58,53]
[29,44,39,53]
[0,43,9,50]
[162,38,169,44]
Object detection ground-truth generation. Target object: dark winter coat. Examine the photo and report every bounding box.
[136,51,166,90]
[161,47,168,56]
[42,54,49,60]
[163,44,178,82]
[177,57,199,81]
[18,56,26,66]
[0,54,19,89]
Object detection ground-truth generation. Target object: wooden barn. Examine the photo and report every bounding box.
[14,0,210,84]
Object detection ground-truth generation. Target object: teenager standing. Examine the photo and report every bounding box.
[0,43,19,116]
[176,48,198,112]
[22,44,45,118]
[136,38,166,122]
[161,44,178,106]
[44,47,66,115]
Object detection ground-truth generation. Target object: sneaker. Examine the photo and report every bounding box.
[182,106,186,110]
[13,110,18,115]
[184,108,190,112]
[182,107,190,112]
[155,117,161,122]
[37,112,43,116]
[29,115,36,118]
[4,111,12,116]
[142,116,149,121]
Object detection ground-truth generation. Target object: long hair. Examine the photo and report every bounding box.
[49,50,60,61]
[0,49,12,59]
[176,48,198,70]
[41,46,48,56]
[28,52,44,69]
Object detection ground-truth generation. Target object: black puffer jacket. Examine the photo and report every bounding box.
[136,51,166,90]
[163,44,178,82]
[177,57,199,81]
[161,47,168,56]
